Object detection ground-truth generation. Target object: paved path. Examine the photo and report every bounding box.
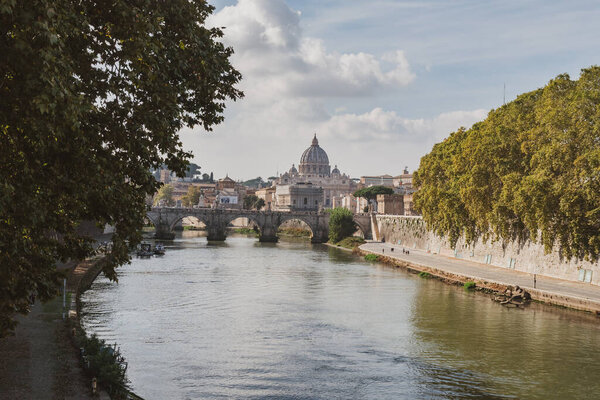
[360,242,600,311]
[0,302,96,400]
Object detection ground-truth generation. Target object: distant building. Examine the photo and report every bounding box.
[256,187,276,210]
[274,135,356,207]
[159,168,172,183]
[275,183,323,211]
[377,194,404,215]
[359,174,394,187]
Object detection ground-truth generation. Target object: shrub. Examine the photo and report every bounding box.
[418,271,431,279]
[336,236,366,249]
[328,207,357,243]
[464,281,476,290]
[75,331,130,397]
[364,254,379,261]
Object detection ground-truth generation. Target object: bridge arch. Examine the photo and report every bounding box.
[168,213,211,232]
[276,214,318,238]
[223,212,264,232]
[353,216,371,239]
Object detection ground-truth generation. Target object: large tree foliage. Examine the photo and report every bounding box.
[0,0,242,336]
[414,67,600,261]
[353,186,394,202]
[328,207,357,243]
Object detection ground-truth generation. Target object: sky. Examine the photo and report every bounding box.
[179,0,600,181]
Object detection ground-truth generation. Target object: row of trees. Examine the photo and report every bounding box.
[414,67,600,262]
[0,1,242,336]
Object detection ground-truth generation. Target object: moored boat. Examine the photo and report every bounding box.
[136,242,153,257]
[154,243,165,255]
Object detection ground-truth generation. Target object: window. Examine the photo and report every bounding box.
[304,197,307,205]
[315,200,318,205]
[293,200,296,205]
[326,199,330,205]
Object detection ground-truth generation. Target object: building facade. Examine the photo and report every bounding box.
[273,134,356,207]
[275,183,323,211]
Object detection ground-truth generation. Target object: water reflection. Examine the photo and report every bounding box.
[81,235,600,400]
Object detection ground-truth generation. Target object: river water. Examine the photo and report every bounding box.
[81,233,600,399]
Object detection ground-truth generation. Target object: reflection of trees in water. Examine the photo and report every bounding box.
[409,280,600,399]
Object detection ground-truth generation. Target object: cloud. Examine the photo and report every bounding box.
[318,108,488,143]
[208,0,415,98]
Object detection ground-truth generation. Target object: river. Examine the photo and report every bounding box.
[80,233,600,399]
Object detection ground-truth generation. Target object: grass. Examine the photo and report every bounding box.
[418,271,431,279]
[42,292,72,314]
[335,236,366,249]
[278,227,312,237]
[232,227,259,235]
[364,254,379,262]
[464,281,476,290]
[183,225,205,231]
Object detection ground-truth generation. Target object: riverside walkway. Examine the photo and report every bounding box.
[360,242,600,313]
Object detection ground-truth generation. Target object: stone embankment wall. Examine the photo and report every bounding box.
[376,215,600,286]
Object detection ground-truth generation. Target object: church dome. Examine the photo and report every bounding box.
[332,165,340,174]
[299,134,330,176]
[289,164,298,174]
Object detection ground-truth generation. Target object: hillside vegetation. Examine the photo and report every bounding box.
[414,66,600,261]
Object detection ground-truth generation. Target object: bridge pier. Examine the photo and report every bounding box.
[310,228,329,244]
[258,225,278,243]
[206,226,227,241]
[155,223,175,240]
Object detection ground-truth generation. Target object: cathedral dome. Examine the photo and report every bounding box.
[289,164,298,174]
[299,134,330,176]
[331,165,340,174]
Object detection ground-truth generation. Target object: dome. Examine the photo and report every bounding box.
[299,134,330,176]
[332,165,340,174]
[289,164,298,174]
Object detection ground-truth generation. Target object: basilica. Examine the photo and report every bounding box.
[274,134,356,208]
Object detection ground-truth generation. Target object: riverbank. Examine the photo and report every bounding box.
[0,258,109,400]
[360,242,600,314]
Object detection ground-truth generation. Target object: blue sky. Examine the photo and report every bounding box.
[180,0,600,180]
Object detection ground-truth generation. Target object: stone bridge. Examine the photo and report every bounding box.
[147,207,372,243]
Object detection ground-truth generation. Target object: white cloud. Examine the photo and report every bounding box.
[319,108,487,143]
[208,0,415,98]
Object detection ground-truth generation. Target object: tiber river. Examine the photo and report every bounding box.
[81,232,600,400]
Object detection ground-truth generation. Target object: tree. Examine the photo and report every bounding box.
[328,207,357,243]
[243,194,264,210]
[414,66,600,261]
[353,186,394,211]
[202,173,210,181]
[181,185,201,207]
[153,185,175,207]
[353,186,394,202]
[0,1,242,336]
[210,172,214,183]
[242,177,265,188]
[185,163,201,178]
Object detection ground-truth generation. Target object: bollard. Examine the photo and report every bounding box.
[92,377,97,394]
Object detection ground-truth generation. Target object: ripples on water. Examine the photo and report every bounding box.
[80,234,600,399]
